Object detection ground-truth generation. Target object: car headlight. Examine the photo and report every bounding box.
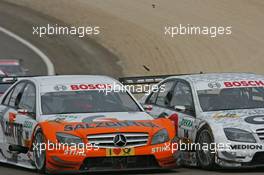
[151,129,169,145]
[224,128,256,143]
[56,133,83,146]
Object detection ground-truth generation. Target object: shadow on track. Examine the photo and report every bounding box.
[1,162,264,175]
[181,165,264,174]
[0,162,38,174]
[84,169,177,175]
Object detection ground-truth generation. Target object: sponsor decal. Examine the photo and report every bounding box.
[4,113,22,137]
[179,119,193,128]
[245,115,264,124]
[230,144,263,150]
[4,122,23,138]
[106,148,135,157]
[70,84,112,91]
[213,113,240,120]
[4,113,24,145]
[64,121,159,131]
[224,80,264,88]
[23,121,33,129]
[54,84,67,91]
[48,115,78,123]
[64,150,86,156]
[48,117,66,123]
[152,144,170,153]
[63,115,78,119]
[208,82,221,89]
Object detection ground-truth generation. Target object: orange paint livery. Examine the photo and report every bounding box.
[36,118,179,173]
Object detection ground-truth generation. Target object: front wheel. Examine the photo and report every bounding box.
[196,127,216,169]
[33,129,46,174]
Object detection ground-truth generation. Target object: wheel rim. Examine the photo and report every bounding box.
[33,132,46,170]
[197,130,213,166]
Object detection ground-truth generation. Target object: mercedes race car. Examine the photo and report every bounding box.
[122,73,264,169]
[0,59,28,76]
[0,75,178,174]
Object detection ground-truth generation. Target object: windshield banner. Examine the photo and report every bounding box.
[196,80,264,90]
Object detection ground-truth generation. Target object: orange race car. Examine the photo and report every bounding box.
[0,75,179,174]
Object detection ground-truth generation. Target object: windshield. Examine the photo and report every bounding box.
[198,87,264,112]
[41,90,141,115]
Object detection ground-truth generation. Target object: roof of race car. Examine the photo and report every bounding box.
[30,75,117,84]
[166,73,264,90]
[167,73,263,82]
[24,75,120,92]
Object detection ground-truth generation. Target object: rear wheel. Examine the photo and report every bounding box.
[196,127,216,169]
[33,129,46,174]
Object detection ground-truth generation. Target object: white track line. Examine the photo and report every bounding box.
[0,26,55,75]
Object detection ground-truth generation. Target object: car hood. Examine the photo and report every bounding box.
[202,108,264,132]
[39,112,172,138]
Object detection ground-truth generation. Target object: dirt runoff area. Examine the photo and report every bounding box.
[5,0,264,76]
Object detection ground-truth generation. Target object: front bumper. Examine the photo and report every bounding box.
[216,143,264,168]
[45,141,179,173]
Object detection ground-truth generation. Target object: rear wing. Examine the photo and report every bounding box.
[0,75,39,84]
[119,75,170,85]
[0,76,19,84]
[119,73,196,86]
[119,72,205,85]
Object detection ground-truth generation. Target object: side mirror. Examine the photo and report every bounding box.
[143,104,153,112]
[174,105,186,112]
[17,108,29,115]
[174,105,195,116]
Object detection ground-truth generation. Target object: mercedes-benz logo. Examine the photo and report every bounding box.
[113,134,127,147]
[54,84,67,91]
[208,82,221,89]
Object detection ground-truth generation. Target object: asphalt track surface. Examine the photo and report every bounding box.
[0,1,264,175]
[0,29,46,76]
[1,163,264,175]
[0,1,122,77]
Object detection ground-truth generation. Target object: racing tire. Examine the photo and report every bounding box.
[196,126,217,170]
[33,129,46,174]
